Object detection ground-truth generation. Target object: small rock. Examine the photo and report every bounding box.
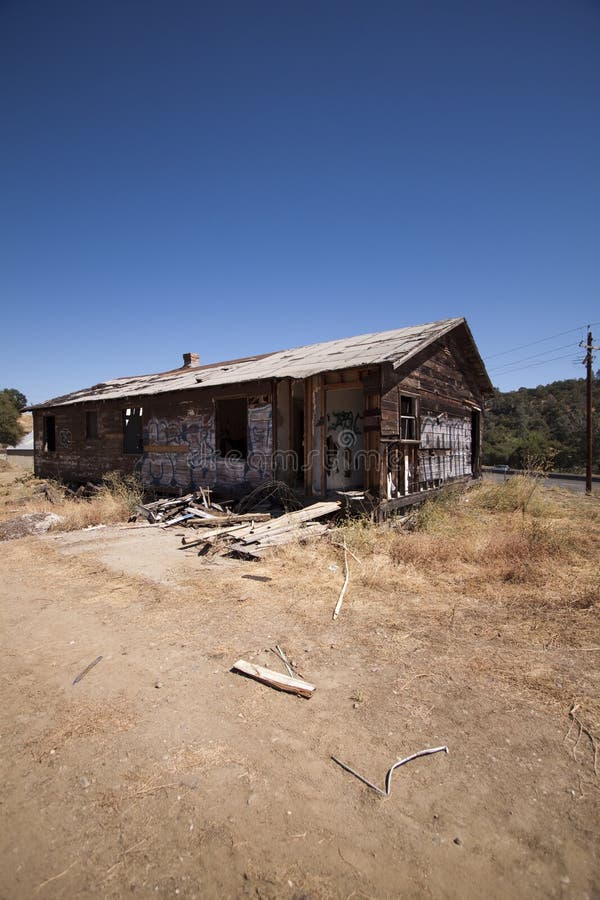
[79,776,91,788]
[154,681,163,689]
[453,837,462,846]
[353,702,359,709]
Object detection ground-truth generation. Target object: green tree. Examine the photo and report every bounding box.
[2,388,27,411]
[0,388,28,446]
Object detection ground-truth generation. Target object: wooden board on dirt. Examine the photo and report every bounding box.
[231,659,316,698]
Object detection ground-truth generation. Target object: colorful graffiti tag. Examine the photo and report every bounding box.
[138,413,217,490]
[137,403,273,491]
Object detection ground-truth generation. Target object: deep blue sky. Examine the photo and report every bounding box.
[1,0,599,403]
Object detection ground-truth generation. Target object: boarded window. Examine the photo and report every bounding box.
[216,398,247,458]
[123,407,143,454]
[86,410,99,440]
[43,415,56,452]
[400,395,417,441]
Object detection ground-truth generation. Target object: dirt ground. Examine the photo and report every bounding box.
[1,466,599,899]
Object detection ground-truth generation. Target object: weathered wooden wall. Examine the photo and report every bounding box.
[33,381,274,493]
[33,341,485,501]
[380,335,484,497]
[33,403,140,482]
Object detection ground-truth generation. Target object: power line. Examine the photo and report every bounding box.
[488,341,576,373]
[485,322,600,361]
[489,351,583,378]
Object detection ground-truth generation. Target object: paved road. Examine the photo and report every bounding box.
[483,472,599,494]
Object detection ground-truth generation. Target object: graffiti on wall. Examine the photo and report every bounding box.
[419,414,472,484]
[138,413,217,490]
[325,405,363,487]
[138,402,273,491]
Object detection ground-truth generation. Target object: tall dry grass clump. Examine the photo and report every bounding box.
[55,472,143,530]
[469,473,547,516]
[328,477,590,592]
[3,471,145,531]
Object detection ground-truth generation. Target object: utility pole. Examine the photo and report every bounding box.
[580,328,599,495]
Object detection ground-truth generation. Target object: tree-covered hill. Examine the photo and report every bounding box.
[482,376,600,472]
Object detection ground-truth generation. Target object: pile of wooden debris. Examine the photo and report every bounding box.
[133,488,341,560]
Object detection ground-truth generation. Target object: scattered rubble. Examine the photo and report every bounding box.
[132,488,343,559]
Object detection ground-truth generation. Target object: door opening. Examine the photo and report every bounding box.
[325,387,365,492]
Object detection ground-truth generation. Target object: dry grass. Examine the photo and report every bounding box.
[271,478,600,764]
[0,466,142,530]
[329,477,594,580]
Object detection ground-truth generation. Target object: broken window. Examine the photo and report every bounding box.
[216,398,247,458]
[86,410,99,440]
[123,407,143,454]
[43,415,56,452]
[400,395,418,441]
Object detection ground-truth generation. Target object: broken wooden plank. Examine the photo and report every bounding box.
[185,507,221,520]
[186,512,271,527]
[231,659,316,698]
[160,512,197,528]
[224,523,329,558]
[235,522,329,549]
[142,494,194,511]
[232,502,339,538]
[180,522,252,548]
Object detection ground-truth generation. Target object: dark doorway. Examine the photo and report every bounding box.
[43,415,56,452]
[216,398,247,458]
[123,407,143,454]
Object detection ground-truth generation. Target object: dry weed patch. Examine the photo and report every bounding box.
[0,468,142,530]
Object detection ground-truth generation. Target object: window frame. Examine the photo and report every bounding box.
[399,393,419,443]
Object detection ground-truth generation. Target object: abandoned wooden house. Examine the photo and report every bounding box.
[30,317,493,512]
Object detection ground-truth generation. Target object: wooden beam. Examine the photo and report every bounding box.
[232,659,316,698]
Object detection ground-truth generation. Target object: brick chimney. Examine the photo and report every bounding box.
[182,352,200,368]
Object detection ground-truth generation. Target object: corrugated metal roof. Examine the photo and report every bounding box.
[31,317,487,409]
